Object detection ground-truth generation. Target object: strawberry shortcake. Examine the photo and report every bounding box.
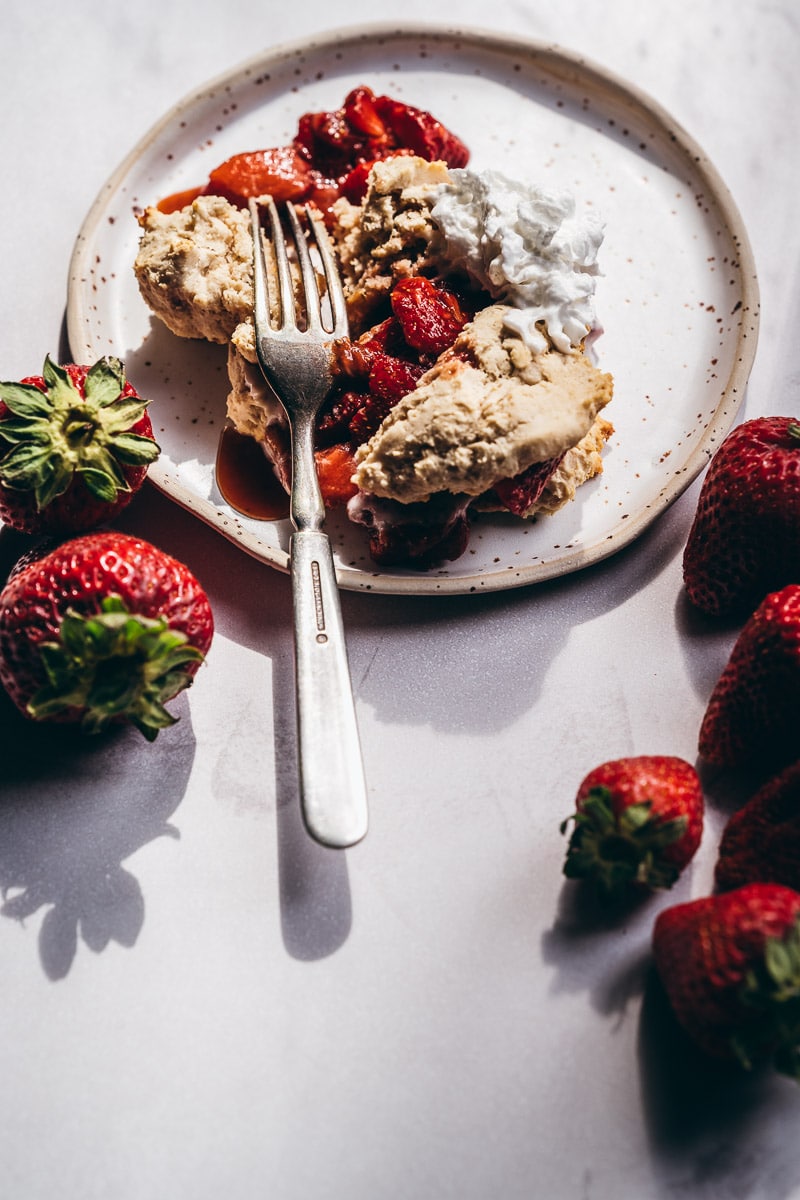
[133,88,613,568]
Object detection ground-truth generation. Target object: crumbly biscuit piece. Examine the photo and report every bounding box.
[134,195,254,346]
[331,156,452,331]
[353,304,613,504]
[531,415,614,516]
[225,346,291,493]
[226,345,285,443]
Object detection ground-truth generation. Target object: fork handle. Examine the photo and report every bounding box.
[290,529,368,848]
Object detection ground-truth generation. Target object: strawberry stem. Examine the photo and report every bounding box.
[0,356,159,510]
[560,786,687,896]
[732,916,800,1079]
[28,595,204,740]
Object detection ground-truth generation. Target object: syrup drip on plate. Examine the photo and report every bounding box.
[215,424,289,520]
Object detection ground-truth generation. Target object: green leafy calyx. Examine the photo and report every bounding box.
[29,595,204,741]
[0,355,159,509]
[560,785,687,896]
[731,916,800,1081]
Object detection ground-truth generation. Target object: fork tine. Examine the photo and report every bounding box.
[304,205,349,339]
[248,197,270,333]
[285,202,322,335]
[266,196,296,330]
[249,195,296,332]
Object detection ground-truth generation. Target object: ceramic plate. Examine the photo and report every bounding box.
[66,23,759,595]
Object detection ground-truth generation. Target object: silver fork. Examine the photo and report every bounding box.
[249,196,368,849]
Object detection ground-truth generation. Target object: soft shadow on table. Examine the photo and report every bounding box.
[271,658,353,961]
[673,583,747,708]
[637,963,800,1199]
[115,456,695,733]
[540,876,656,1023]
[115,487,355,961]
[0,524,197,980]
[341,489,696,738]
[544,876,800,1196]
[108,473,694,961]
[142,450,696,741]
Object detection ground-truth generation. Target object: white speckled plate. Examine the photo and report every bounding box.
[66,22,759,595]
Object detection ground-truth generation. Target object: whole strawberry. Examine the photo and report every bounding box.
[715,761,800,892]
[698,584,800,769]
[652,883,800,1077]
[683,416,800,617]
[0,355,159,534]
[0,532,213,740]
[560,756,704,895]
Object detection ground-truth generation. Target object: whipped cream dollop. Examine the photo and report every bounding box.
[430,168,604,355]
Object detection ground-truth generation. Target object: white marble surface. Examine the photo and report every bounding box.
[1,3,799,1198]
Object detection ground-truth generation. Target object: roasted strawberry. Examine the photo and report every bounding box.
[316,390,366,445]
[343,86,388,139]
[339,151,414,204]
[683,417,800,617]
[348,491,470,568]
[172,86,470,216]
[206,146,314,207]
[0,532,213,740]
[294,107,366,179]
[319,291,461,450]
[560,756,704,895]
[368,353,424,403]
[345,353,425,443]
[698,584,800,769]
[348,394,396,445]
[374,94,470,167]
[652,883,800,1077]
[314,444,359,507]
[715,761,800,892]
[0,356,159,536]
[492,455,566,518]
[390,276,469,357]
[295,87,469,180]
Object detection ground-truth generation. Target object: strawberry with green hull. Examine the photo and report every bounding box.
[0,532,213,741]
[652,883,800,1078]
[699,584,800,769]
[683,416,800,618]
[0,356,159,535]
[715,761,800,892]
[560,756,704,896]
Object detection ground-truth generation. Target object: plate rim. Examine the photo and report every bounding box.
[66,19,760,597]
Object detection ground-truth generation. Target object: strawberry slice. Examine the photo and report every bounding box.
[207,146,313,207]
[315,444,358,506]
[492,456,564,517]
[343,86,388,139]
[375,95,470,167]
[390,277,469,357]
[339,150,415,203]
[368,353,424,403]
